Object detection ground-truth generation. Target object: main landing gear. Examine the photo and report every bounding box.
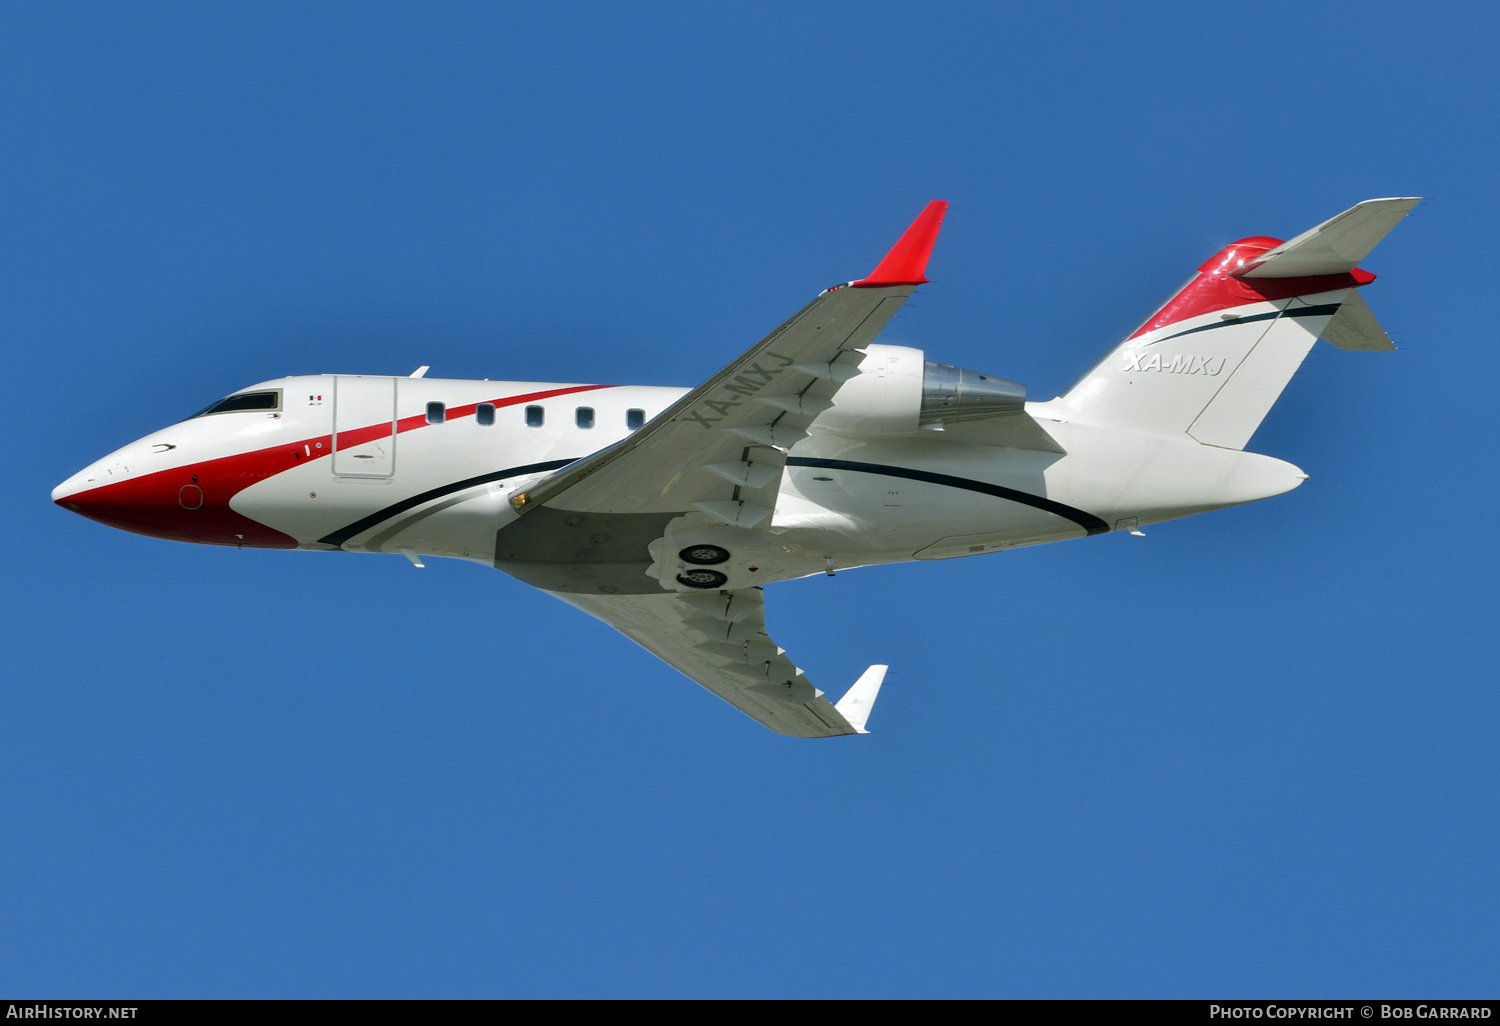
[675,544,732,589]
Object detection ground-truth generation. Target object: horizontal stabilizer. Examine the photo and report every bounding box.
[1322,290,1395,351]
[1239,197,1419,278]
[834,664,888,733]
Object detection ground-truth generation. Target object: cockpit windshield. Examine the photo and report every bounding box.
[190,390,281,418]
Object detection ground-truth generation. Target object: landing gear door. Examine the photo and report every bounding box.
[332,376,397,478]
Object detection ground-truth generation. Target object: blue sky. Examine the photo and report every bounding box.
[2,2,1496,998]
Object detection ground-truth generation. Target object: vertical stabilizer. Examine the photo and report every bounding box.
[1057,198,1416,449]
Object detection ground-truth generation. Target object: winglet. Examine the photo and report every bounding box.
[835,664,888,733]
[853,201,948,287]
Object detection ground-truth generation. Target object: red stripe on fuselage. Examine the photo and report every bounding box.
[60,383,609,547]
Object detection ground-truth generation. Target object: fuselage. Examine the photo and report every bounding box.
[47,197,1414,739]
[53,369,1307,585]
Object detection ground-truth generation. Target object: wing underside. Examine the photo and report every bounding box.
[560,588,872,738]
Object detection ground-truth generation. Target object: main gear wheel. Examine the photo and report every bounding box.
[679,544,731,565]
[676,568,729,589]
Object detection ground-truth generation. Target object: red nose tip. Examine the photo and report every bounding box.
[58,471,296,548]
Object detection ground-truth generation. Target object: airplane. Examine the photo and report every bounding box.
[53,197,1418,738]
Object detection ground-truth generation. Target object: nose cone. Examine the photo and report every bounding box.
[53,452,135,510]
[52,475,82,505]
[52,461,110,504]
[54,449,297,549]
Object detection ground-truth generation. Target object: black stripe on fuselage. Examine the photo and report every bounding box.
[785,457,1111,536]
[321,454,1112,548]
[318,458,578,548]
[1147,303,1341,345]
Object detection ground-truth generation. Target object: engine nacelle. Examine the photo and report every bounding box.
[816,344,925,436]
[815,344,1027,436]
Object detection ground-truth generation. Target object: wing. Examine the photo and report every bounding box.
[500,203,938,735]
[560,587,887,738]
[510,200,948,528]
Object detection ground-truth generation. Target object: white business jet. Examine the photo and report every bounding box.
[54,198,1417,737]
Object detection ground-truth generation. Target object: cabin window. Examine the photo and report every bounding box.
[525,405,545,427]
[426,402,446,425]
[626,408,645,430]
[576,406,595,429]
[476,403,495,426]
[190,389,282,418]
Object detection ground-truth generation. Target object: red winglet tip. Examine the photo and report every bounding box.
[1351,267,1377,286]
[853,200,948,287]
